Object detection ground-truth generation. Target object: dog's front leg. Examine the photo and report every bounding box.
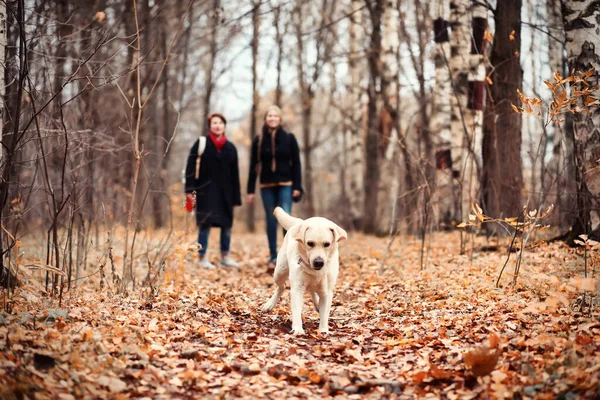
[289,282,306,335]
[318,290,333,333]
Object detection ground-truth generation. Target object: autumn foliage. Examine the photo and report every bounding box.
[0,231,598,398]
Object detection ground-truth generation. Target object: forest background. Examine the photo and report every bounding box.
[0,0,599,276]
[0,0,599,398]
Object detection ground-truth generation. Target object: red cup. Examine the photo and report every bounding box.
[185,196,194,212]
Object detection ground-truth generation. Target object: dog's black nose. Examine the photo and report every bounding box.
[313,258,324,269]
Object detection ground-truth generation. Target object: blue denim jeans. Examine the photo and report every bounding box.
[197,225,232,256]
[261,186,293,261]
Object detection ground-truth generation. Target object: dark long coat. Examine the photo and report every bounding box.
[184,137,241,228]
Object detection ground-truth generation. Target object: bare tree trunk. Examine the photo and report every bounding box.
[247,0,259,232]
[561,0,600,240]
[397,1,433,234]
[345,0,364,231]
[467,0,487,210]
[377,0,400,235]
[0,0,8,285]
[481,0,523,226]
[178,1,195,110]
[152,8,170,229]
[272,1,286,107]
[432,0,453,228]
[293,1,311,215]
[449,0,470,223]
[293,0,336,217]
[546,0,575,231]
[415,0,434,235]
[363,0,383,234]
[201,0,220,137]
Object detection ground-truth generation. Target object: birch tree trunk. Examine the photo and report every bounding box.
[466,0,487,210]
[413,0,435,235]
[345,0,365,230]
[432,0,453,227]
[449,0,471,222]
[562,0,600,239]
[481,0,523,226]
[546,0,575,230]
[377,0,400,234]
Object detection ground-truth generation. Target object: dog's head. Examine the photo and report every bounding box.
[291,217,347,271]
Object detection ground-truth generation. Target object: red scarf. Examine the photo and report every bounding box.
[209,131,227,153]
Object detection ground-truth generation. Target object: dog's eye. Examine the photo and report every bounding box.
[307,241,315,248]
[324,242,330,248]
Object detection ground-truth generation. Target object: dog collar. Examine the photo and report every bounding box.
[298,255,308,266]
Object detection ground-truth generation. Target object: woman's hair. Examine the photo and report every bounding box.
[258,105,283,174]
[263,105,282,124]
[207,113,227,126]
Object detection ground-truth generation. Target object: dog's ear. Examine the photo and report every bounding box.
[289,223,308,244]
[330,224,348,243]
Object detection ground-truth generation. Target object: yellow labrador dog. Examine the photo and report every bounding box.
[261,207,347,335]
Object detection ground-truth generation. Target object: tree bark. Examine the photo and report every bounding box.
[544,0,575,230]
[449,0,471,222]
[481,0,523,226]
[293,0,336,217]
[247,0,259,232]
[0,0,8,284]
[363,0,383,234]
[273,1,285,107]
[432,0,453,227]
[345,0,365,231]
[201,0,219,136]
[561,0,600,240]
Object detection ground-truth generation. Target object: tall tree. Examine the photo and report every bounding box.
[344,0,365,230]
[561,0,600,240]
[466,0,487,201]
[449,0,471,221]
[481,0,523,225]
[271,0,287,106]
[0,0,8,285]
[432,0,453,226]
[545,0,575,230]
[363,0,383,234]
[292,0,337,216]
[398,0,435,234]
[247,0,260,232]
[377,0,400,234]
[201,0,220,136]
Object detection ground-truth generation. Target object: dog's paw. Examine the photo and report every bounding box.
[318,327,330,334]
[290,326,305,335]
[261,301,275,312]
[260,303,273,312]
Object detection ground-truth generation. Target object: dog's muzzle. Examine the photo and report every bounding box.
[312,257,325,270]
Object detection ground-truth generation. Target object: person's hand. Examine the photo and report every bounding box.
[293,190,301,198]
[247,194,255,205]
[185,193,194,201]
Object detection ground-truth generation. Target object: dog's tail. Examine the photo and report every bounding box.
[273,207,303,230]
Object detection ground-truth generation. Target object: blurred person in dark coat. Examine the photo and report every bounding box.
[185,113,241,269]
